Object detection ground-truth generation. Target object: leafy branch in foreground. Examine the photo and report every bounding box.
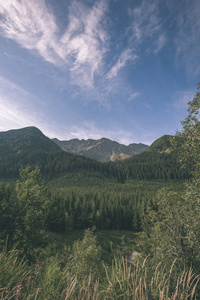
[178,83,200,178]
[138,83,200,297]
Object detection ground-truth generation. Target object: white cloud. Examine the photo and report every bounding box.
[0,0,152,105]
[127,91,140,102]
[129,0,166,54]
[0,75,154,145]
[60,122,145,145]
[0,0,59,64]
[106,49,137,79]
[0,0,109,87]
[132,0,160,38]
[0,94,38,131]
[154,34,166,54]
[172,0,200,75]
[60,0,109,87]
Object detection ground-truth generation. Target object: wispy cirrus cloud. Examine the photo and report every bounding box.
[0,76,58,137]
[60,0,109,87]
[154,34,166,54]
[106,48,137,79]
[172,0,200,75]
[66,121,147,145]
[0,0,142,104]
[0,0,59,64]
[128,0,166,54]
[0,75,143,144]
[0,0,109,88]
[0,83,39,130]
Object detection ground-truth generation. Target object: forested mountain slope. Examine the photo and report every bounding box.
[0,126,60,154]
[119,134,189,180]
[147,135,173,152]
[0,127,122,181]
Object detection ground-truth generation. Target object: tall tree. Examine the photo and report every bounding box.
[15,165,49,258]
[141,83,200,275]
[177,83,200,270]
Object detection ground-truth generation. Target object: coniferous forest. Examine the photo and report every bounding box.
[0,85,200,299]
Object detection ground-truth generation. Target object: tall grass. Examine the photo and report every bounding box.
[0,251,199,299]
[102,257,200,299]
[0,249,28,300]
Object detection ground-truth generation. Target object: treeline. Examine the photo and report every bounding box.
[0,150,124,183]
[0,171,183,253]
[48,188,142,232]
[120,150,190,180]
[0,147,190,185]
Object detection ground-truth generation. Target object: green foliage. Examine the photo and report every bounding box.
[140,189,190,270]
[31,257,63,300]
[174,84,200,273]
[121,149,189,180]
[0,183,16,248]
[65,228,103,283]
[176,83,200,272]
[14,165,49,258]
[179,83,200,177]
[138,83,200,294]
[147,134,174,152]
[47,179,183,232]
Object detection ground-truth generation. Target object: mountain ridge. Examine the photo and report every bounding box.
[52,137,149,162]
[0,126,189,182]
[0,126,124,182]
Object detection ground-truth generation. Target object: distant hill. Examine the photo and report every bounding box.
[0,127,123,182]
[0,126,60,179]
[119,134,189,180]
[147,135,174,152]
[52,137,149,162]
[0,126,60,155]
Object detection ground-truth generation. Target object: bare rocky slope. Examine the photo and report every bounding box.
[52,137,149,162]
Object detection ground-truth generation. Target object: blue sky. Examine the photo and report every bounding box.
[0,0,199,145]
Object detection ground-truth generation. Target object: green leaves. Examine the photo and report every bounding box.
[179,83,200,177]
[66,228,102,282]
[140,83,200,279]
[15,165,49,258]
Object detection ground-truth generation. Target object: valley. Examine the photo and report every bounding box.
[0,110,199,299]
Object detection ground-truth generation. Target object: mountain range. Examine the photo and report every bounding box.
[52,137,149,162]
[0,126,188,182]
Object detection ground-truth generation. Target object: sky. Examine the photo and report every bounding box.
[0,0,200,145]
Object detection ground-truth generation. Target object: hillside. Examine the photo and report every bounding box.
[0,127,122,182]
[52,137,148,162]
[119,134,189,180]
[0,126,60,154]
[147,135,173,152]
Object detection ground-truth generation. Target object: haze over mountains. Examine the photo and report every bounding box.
[52,137,149,162]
